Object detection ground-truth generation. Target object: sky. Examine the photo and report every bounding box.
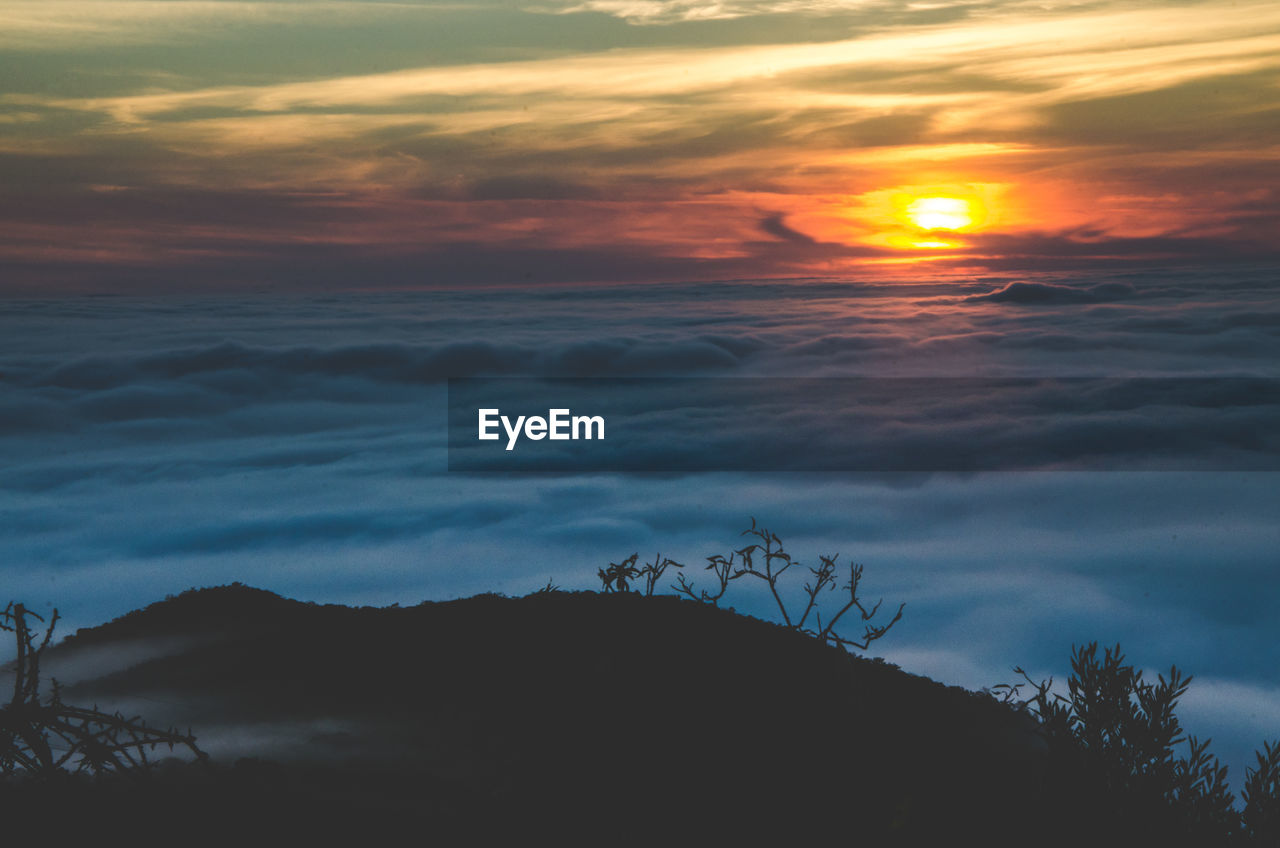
[2,0,1280,291]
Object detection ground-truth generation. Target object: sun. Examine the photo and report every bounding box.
[906,196,976,231]
[845,183,1002,253]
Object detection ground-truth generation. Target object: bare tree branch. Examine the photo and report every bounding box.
[0,601,206,778]
[612,519,904,654]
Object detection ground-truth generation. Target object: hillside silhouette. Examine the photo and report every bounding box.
[3,584,1255,845]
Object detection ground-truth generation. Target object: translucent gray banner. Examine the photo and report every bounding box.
[447,377,1280,471]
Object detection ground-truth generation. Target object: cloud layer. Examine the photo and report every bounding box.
[2,274,1278,782]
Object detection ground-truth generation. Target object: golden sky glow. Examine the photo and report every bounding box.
[1,0,1278,288]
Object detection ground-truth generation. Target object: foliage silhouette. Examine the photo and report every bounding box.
[0,601,205,778]
[1243,741,1280,842]
[608,518,903,651]
[597,555,641,593]
[994,641,1280,844]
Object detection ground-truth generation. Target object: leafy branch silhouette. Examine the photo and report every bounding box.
[599,552,684,596]
[0,602,206,778]
[994,641,1280,843]
[598,555,641,594]
[1243,741,1280,843]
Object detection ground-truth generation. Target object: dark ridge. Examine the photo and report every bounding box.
[18,588,1196,845]
[61,582,308,644]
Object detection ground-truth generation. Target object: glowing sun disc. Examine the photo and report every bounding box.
[907,197,973,231]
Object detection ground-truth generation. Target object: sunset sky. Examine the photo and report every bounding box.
[3,0,1278,290]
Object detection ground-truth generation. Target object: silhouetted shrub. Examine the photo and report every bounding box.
[996,642,1280,844]
[0,601,205,778]
[1243,741,1280,843]
[599,552,685,596]
[597,554,641,593]
[606,519,903,651]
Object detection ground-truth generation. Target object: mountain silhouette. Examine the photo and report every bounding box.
[12,585,1153,844]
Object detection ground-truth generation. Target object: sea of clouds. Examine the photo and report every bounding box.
[1,265,1278,779]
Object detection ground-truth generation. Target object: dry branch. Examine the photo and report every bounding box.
[0,602,206,778]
